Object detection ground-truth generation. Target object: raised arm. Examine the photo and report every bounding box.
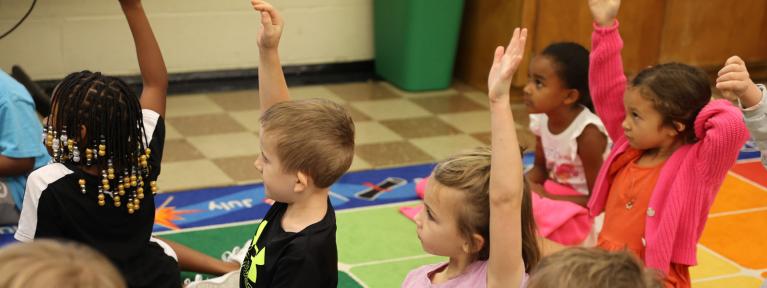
[486,27,527,288]
[252,0,290,113]
[588,0,626,142]
[120,0,168,117]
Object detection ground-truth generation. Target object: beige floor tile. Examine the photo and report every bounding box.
[379,82,460,99]
[212,155,262,183]
[354,121,403,145]
[158,159,234,192]
[208,90,259,111]
[348,155,372,172]
[410,93,485,114]
[351,99,432,121]
[187,132,260,159]
[166,94,224,117]
[380,116,462,139]
[164,122,184,140]
[438,111,491,133]
[355,141,434,168]
[167,114,247,136]
[326,81,401,102]
[289,85,346,103]
[229,110,262,132]
[163,139,206,162]
[344,104,373,122]
[409,135,485,160]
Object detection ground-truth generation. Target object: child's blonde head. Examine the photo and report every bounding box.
[432,146,540,272]
[527,247,661,288]
[0,240,126,288]
[259,98,355,188]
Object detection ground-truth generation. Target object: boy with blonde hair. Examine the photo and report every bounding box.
[189,1,354,287]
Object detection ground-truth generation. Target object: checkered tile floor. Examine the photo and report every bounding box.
[157,81,534,192]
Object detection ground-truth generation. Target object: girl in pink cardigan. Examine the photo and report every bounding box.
[586,0,748,287]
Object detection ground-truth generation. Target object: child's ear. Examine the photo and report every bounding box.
[563,89,580,106]
[671,121,686,136]
[462,234,485,254]
[294,171,309,193]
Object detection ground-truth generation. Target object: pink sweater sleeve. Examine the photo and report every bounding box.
[694,99,749,185]
[589,20,627,143]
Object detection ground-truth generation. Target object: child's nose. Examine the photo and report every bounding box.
[622,118,631,131]
[414,210,423,226]
[254,158,263,173]
[522,82,533,96]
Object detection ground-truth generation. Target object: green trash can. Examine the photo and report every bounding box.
[374,0,465,92]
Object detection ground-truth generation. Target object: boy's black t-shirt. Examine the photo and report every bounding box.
[15,110,180,288]
[240,198,338,288]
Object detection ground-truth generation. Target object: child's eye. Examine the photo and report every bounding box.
[631,112,640,119]
[535,79,543,88]
[426,209,435,221]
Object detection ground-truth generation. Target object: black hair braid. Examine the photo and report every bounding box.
[46,70,151,213]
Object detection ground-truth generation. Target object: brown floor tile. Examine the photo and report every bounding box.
[213,155,262,183]
[471,132,491,145]
[355,141,434,167]
[380,116,462,139]
[326,82,401,102]
[208,90,259,111]
[167,114,247,137]
[410,93,486,114]
[162,139,205,162]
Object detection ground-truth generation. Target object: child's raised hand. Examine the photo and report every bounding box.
[252,0,283,50]
[716,56,762,107]
[588,0,621,27]
[487,27,527,104]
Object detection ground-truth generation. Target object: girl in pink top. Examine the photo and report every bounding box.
[586,0,748,286]
[403,28,539,288]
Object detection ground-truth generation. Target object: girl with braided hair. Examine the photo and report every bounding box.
[13,0,238,287]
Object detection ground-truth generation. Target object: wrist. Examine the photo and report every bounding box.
[596,18,616,27]
[489,97,511,109]
[259,48,279,59]
[741,82,763,108]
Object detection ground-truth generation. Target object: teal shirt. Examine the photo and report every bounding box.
[0,70,50,210]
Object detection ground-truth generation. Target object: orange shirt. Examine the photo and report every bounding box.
[597,150,690,288]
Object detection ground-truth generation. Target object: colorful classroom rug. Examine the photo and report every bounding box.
[1,148,764,287]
